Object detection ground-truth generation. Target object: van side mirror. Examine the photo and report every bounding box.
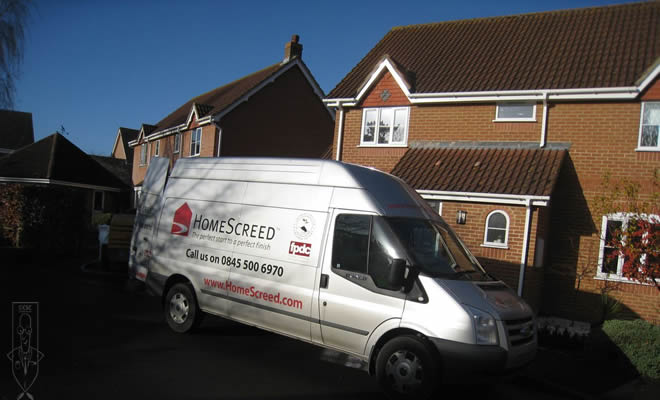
[388,258,407,290]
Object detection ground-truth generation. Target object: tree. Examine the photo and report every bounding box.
[595,173,660,291]
[0,0,31,109]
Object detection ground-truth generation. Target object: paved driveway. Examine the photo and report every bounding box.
[1,263,568,400]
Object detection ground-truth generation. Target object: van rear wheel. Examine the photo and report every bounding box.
[164,282,202,333]
[375,335,438,400]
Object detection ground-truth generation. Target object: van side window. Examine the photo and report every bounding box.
[332,214,370,273]
[332,214,406,291]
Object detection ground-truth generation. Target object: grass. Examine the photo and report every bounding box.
[600,319,660,381]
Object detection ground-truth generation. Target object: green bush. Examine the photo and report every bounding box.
[602,319,660,381]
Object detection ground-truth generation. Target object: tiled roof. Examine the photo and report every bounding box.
[0,133,129,189]
[0,110,34,150]
[151,63,283,134]
[390,143,566,196]
[328,2,660,98]
[91,155,133,187]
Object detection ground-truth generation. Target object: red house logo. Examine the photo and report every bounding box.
[171,203,192,236]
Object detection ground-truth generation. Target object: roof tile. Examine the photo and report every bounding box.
[328,2,660,98]
[391,145,566,196]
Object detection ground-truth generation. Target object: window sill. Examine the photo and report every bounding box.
[480,243,509,250]
[635,147,660,152]
[595,273,660,285]
[493,118,536,123]
[357,144,408,148]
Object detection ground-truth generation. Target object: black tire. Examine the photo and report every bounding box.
[164,282,203,333]
[375,335,439,400]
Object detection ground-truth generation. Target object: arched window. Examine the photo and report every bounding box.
[484,211,509,247]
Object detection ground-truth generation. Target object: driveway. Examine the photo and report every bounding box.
[1,262,574,400]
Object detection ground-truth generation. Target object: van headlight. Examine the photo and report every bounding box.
[467,306,498,345]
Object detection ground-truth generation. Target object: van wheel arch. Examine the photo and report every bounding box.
[369,329,441,376]
[162,274,194,306]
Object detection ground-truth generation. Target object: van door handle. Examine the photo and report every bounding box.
[320,274,329,289]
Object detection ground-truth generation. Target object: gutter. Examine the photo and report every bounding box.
[324,86,640,107]
[0,177,122,192]
[417,190,549,207]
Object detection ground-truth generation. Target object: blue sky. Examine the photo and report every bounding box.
[16,0,635,155]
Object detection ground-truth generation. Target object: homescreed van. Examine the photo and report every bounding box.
[129,157,537,398]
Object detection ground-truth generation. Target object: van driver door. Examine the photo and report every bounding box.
[318,210,407,356]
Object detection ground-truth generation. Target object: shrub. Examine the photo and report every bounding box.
[602,319,660,381]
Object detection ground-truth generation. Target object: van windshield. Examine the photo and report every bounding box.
[385,217,492,281]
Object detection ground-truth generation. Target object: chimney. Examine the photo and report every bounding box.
[283,34,302,63]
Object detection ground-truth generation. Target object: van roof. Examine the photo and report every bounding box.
[169,157,382,188]
[169,157,434,219]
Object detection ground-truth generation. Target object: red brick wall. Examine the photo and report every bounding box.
[361,71,410,107]
[130,119,218,186]
[641,76,660,101]
[333,72,660,322]
[220,66,334,158]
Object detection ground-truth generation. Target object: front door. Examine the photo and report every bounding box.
[318,211,407,356]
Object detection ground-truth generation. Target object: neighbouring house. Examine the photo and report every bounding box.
[0,110,34,156]
[324,2,660,322]
[0,133,131,255]
[111,127,139,163]
[128,35,334,201]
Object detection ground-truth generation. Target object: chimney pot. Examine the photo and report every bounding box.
[283,34,302,63]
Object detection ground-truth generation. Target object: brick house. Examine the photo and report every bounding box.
[111,127,138,162]
[323,2,660,322]
[128,35,334,199]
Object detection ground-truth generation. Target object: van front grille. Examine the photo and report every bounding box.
[504,317,535,347]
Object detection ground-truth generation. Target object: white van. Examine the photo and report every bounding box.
[129,157,537,398]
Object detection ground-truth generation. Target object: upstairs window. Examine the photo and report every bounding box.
[638,102,660,150]
[495,103,536,122]
[483,210,509,248]
[173,133,181,153]
[191,128,202,156]
[361,107,409,146]
[153,140,160,158]
[140,144,147,165]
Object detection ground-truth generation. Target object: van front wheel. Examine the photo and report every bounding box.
[375,335,438,400]
[164,282,202,333]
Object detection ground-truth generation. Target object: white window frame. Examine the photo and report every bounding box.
[597,213,660,282]
[494,103,536,122]
[482,210,509,249]
[140,144,147,165]
[173,133,181,154]
[190,127,202,156]
[153,140,160,158]
[637,102,660,151]
[360,107,409,147]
